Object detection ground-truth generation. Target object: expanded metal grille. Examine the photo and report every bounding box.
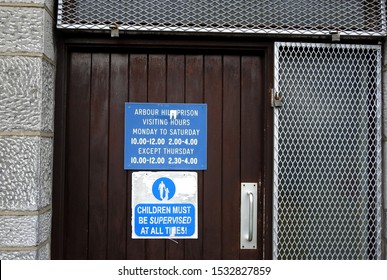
[273,42,382,260]
[57,0,386,37]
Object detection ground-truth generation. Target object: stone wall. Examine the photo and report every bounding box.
[0,0,55,260]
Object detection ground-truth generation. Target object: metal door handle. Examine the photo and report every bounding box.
[248,191,254,242]
[240,183,257,249]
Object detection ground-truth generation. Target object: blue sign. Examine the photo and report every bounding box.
[134,203,196,237]
[132,171,198,239]
[152,177,176,201]
[124,103,207,170]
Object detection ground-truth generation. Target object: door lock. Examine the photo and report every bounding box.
[271,88,283,107]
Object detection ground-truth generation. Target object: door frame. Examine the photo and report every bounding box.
[51,34,275,259]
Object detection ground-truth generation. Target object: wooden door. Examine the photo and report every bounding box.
[53,44,273,260]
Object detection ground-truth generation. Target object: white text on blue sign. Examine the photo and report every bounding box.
[135,203,195,237]
[124,103,207,170]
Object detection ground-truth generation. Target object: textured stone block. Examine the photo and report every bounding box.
[0,0,44,3]
[0,57,41,130]
[41,57,55,132]
[0,137,53,211]
[0,1,55,13]
[0,7,55,60]
[37,137,53,209]
[0,242,50,260]
[0,211,51,247]
[0,56,55,132]
[37,242,50,260]
[43,9,55,61]
[0,249,36,260]
[0,7,43,53]
[45,0,55,12]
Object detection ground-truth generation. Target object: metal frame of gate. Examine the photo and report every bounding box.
[273,42,382,259]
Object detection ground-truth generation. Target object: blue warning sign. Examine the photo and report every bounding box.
[132,171,198,239]
[134,203,195,237]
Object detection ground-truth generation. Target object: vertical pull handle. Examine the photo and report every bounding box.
[240,183,257,249]
[248,191,254,242]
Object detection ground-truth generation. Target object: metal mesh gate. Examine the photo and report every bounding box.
[273,42,382,260]
[57,0,386,37]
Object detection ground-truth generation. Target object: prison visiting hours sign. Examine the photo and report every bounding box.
[132,171,198,239]
[124,103,207,170]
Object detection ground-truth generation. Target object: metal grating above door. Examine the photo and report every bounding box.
[57,0,386,37]
[273,42,382,260]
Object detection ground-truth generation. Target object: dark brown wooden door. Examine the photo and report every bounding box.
[53,45,272,260]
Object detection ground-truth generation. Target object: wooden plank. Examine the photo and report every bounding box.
[148,54,166,102]
[88,53,110,259]
[203,55,222,259]
[107,53,129,259]
[166,55,185,103]
[146,54,167,259]
[222,55,241,259]
[129,54,148,102]
[240,55,264,260]
[51,41,67,259]
[184,55,204,259]
[127,54,148,259]
[166,54,186,259]
[65,52,91,259]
